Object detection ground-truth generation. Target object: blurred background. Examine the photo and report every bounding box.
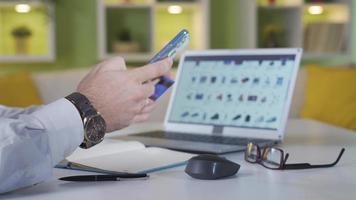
[0,0,355,131]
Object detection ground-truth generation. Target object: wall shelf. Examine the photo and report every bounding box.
[0,1,55,63]
[241,0,353,60]
[97,0,209,62]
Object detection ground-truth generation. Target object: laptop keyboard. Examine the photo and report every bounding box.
[134,131,270,146]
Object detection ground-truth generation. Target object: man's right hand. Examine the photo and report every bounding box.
[77,57,173,132]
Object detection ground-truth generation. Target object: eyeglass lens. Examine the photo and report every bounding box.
[246,143,259,162]
[261,147,283,169]
[246,143,283,169]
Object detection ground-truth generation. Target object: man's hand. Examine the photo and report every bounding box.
[77,57,173,132]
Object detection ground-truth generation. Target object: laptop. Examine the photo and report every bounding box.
[117,48,303,154]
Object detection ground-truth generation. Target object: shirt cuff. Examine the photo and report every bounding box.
[31,98,84,166]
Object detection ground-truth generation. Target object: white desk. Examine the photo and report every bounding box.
[2,119,356,200]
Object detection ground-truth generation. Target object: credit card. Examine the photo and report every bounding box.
[149,29,189,100]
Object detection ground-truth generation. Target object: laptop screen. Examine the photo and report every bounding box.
[168,54,297,131]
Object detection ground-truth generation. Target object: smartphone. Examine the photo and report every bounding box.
[148,29,190,100]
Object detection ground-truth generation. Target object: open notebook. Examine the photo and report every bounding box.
[56,139,194,174]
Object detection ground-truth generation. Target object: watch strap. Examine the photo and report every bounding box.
[65,92,106,149]
[65,92,94,121]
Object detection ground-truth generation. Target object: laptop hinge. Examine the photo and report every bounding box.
[212,126,224,136]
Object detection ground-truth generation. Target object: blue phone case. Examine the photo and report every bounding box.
[149,29,189,100]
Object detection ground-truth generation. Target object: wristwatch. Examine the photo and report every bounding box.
[65,92,106,149]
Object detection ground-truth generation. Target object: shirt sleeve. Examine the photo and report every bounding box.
[0,98,84,193]
[0,105,41,118]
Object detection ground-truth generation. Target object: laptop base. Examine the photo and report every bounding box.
[114,131,277,154]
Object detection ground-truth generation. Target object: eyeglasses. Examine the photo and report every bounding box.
[245,143,345,170]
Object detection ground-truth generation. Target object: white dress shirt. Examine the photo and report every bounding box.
[0,99,84,193]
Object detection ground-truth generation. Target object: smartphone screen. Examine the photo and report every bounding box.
[149,29,189,100]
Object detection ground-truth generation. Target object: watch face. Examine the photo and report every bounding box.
[84,116,106,143]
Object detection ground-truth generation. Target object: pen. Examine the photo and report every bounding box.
[59,173,149,182]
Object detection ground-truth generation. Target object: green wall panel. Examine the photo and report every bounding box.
[352,0,356,64]
[210,0,240,49]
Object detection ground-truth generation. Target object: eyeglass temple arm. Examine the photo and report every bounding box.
[283,148,345,170]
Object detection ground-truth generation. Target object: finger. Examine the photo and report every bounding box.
[131,57,173,83]
[141,82,155,99]
[132,113,150,123]
[138,98,150,111]
[140,100,156,114]
[142,77,160,86]
[166,71,175,79]
[153,78,160,85]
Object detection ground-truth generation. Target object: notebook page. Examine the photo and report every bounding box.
[69,147,194,173]
[67,139,145,161]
